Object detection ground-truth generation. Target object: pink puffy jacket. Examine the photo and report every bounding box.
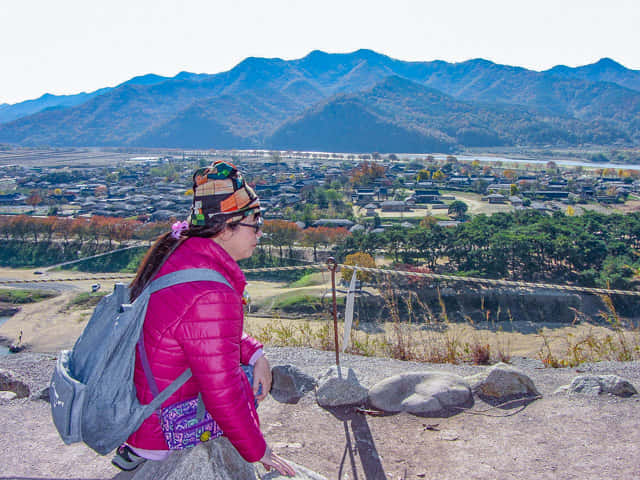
[127,237,266,462]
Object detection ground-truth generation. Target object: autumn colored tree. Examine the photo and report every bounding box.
[341,252,376,283]
[419,215,438,229]
[262,220,301,257]
[432,170,446,182]
[300,227,328,262]
[10,216,29,242]
[134,221,172,242]
[40,217,57,243]
[71,218,90,246]
[26,191,43,209]
[349,161,386,186]
[55,217,74,247]
[503,169,517,180]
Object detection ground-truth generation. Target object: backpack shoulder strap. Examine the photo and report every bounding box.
[147,268,234,295]
[138,268,235,410]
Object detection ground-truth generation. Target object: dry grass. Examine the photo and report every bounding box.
[537,297,640,367]
[245,289,640,367]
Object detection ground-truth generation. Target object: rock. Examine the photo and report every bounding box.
[553,385,570,395]
[256,461,328,480]
[465,362,540,400]
[0,390,18,401]
[438,430,459,441]
[0,369,30,398]
[131,436,327,479]
[271,365,316,404]
[566,375,637,397]
[368,372,472,415]
[35,386,50,402]
[315,365,368,408]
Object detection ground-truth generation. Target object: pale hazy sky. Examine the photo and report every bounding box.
[1,0,639,104]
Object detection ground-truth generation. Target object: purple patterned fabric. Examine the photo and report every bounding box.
[160,397,223,450]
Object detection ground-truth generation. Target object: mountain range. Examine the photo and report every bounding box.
[1,49,639,152]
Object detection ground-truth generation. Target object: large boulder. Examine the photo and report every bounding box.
[368,372,472,415]
[0,369,30,398]
[465,363,540,400]
[565,375,638,397]
[315,365,368,408]
[271,365,316,404]
[131,436,327,480]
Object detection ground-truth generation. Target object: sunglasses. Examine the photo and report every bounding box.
[236,216,263,233]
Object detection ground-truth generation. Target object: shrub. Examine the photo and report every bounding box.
[342,252,376,283]
[0,288,57,304]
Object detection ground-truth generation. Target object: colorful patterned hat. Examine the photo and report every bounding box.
[190,161,260,227]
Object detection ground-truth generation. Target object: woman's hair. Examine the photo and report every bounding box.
[129,220,235,301]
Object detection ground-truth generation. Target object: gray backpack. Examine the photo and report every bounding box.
[50,268,232,455]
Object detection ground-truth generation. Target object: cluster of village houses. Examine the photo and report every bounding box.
[0,154,638,232]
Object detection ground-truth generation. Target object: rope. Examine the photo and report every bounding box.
[0,262,638,297]
[0,274,135,285]
[339,265,640,297]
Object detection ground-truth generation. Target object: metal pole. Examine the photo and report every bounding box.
[327,257,340,366]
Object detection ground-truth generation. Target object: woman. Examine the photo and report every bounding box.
[113,161,294,477]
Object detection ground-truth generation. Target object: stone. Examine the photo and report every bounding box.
[132,436,327,480]
[0,369,30,398]
[35,386,50,402]
[567,375,637,397]
[438,430,459,441]
[271,365,316,404]
[368,372,472,415]
[0,390,18,401]
[553,385,570,395]
[315,365,368,408]
[465,362,540,400]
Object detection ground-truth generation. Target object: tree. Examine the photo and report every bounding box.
[448,200,468,220]
[382,226,408,263]
[432,170,446,182]
[342,252,376,283]
[419,215,438,229]
[349,162,386,186]
[26,191,42,209]
[301,227,329,261]
[262,220,301,257]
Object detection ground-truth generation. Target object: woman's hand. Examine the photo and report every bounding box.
[253,355,272,402]
[260,446,296,477]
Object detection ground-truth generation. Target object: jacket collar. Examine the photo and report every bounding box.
[157,237,247,294]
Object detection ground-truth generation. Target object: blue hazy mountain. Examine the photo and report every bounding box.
[0,49,638,150]
[0,73,170,124]
[545,58,640,93]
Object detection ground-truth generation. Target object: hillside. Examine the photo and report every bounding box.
[267,76,630,152]
[0,49,639,149]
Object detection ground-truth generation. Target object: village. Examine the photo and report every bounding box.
[0,150,638,230]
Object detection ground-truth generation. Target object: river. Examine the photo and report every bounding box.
[396,153,640,171]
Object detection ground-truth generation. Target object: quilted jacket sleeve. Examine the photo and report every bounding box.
[173,288,267,462]
[240,332,263,365]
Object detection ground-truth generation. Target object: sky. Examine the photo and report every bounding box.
[2,0,639,105]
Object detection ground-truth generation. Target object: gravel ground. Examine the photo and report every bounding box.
[1,350,640,479]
